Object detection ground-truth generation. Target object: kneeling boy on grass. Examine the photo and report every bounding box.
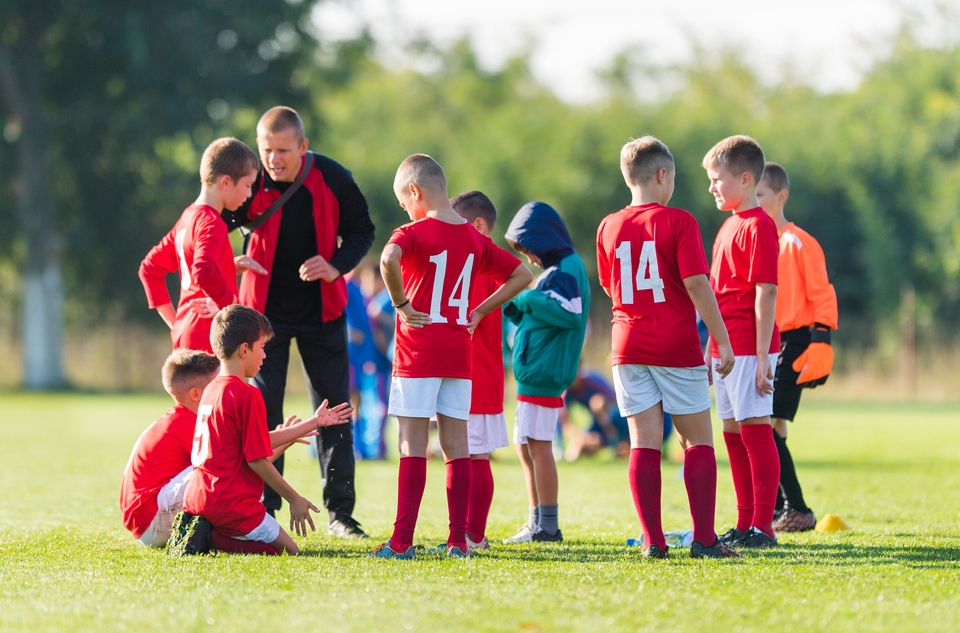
[175,305,352,555]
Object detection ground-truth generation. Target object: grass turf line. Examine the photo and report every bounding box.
[0,392,958,632]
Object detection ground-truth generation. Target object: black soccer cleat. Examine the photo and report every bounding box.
[717,527,745,544]
[167,511,212,556]
[773,509,816,533]
[690,539,742,559]
[735,526,778,549]
[641,544,669,559]
[530,527,564,543]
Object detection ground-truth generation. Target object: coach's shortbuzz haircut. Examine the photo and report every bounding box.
[210,305,274,360]
[257,106,306,143]
[394,154,447,198]
[702,135,766,185]
[161,349,221,394]
[451,190,498,228]
[760,162,790,193]
[620,136,675,186]
[200,138,260,187]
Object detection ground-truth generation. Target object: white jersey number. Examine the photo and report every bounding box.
[614,241,665,304]
[175,228,192,291]
[191,404,213,467]
[427,251,475,325]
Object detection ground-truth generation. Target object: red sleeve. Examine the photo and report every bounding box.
[748,218,779,285]
[676,213,710,279]
[596,218,611,289]
[191,214,236,308]
[387,224,416,258]
[478,236,521,284]
[138,228,178,308]
[240,388,273,463]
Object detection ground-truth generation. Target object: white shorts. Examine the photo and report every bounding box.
[468,412,509,454]
[712,354,779,422]
[233,512,281,544]
[388,377,471,420]
[137,465,193,548]
[514,402,561,444]
[612,364,711,416]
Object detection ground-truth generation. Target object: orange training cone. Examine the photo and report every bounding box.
[815,514,850,532]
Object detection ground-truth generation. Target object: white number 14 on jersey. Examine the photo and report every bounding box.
[615,241,665,304]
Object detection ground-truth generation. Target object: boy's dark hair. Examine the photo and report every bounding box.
[760,162,790,193]
[702,135,766,185]
[451,190,498,228]
[210,305,274,360]
[620,136,675,186]
[200,138,259,187]
[161,349,221,394]
[257,106,306,143]
[395,154,447,197]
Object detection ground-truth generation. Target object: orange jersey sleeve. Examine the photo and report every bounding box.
[776,223,838,332]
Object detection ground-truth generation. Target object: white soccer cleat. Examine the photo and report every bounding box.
[503,524,535,544]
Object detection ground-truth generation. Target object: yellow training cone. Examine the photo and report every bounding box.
[815,514,850,532]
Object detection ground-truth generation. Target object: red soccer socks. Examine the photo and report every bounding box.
[466,458,494,543]
[629,448,666,551]
[390,456,428,552]
[446,457,472,550]
[683,445,718,546]
[740,424,780,538]
[723,431,754,532]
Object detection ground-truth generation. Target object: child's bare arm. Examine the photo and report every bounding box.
[683,274,735,378]
[247,458,319,537]
[380,243,431,328]
[468,264,534,334]
[755,282,778,396]
[155,304,176,329]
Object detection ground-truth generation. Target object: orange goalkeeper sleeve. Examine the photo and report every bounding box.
[792,342,834,388]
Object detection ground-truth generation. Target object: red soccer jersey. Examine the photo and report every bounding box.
[709,207,781,357]
[469,275,504,414]
[138,204,238,353]
[597,204,710,368]
[182,375,273,537]
[119,404,195,539]
[387,218,520,379]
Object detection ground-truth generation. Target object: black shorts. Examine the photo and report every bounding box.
[773,328,811,421]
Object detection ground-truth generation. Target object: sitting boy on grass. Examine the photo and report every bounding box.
[174,305,352,555]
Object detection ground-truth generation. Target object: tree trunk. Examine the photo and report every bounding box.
[0,7,65,389]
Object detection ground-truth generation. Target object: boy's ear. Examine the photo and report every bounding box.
[778,188,790,206]
[237,341,250,358]
[298,137,309,155]
[472,217,488,234]
[188,386,204,403]
[408,183,422,200]
[217,174,234,190]
[740,171,753,188]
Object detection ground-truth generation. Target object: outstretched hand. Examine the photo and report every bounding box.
[288,495,320,537]
[311,399,354,428]
[234,255,267,275]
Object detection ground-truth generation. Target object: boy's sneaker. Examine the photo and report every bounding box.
[427,543,472,558]
[167,511,212,556]
[329,515,368,539]
[690,540,743,559]
[466,536,490,551]
[641,544,669,559]
[368,540,415,559]
[530,526,564,543]
[735,526,778,549]
[718,527,745,544]
[773,509,816,533]
[503,524,535,544]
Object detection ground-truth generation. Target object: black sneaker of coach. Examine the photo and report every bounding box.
[530,526,564,543]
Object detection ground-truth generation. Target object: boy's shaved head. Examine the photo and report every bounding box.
[257,106,306,142]
[760,162,790,193]
[702,135,766,184]
[394,154,447,198]
[620,136,675,186]
[200,138,259,186]
[451,190,497,228]
[161,349,221,395]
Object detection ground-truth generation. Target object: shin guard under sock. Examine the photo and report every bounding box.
[390,456,428,552]
[446,458,472,549]
[740,424,781,537]
[723,431,754,532]
[629,448,665,550]
[773,430,808,513]
[466,459,494,542]
[683,445,717,546]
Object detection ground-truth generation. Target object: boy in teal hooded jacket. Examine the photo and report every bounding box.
[502,201,590,544]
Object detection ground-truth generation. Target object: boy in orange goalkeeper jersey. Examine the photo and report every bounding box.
[756,162,838,533]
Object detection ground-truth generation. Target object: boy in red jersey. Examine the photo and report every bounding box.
[702,136,782,549]
[180,305,352,555]
[372,155,532,559]
[450,190,508,551]
[757,163,838,533]
[597,136,740,559]
[120,350,221,547]
[139,138,265,353]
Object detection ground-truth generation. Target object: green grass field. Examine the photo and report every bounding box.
[1,392,958,632]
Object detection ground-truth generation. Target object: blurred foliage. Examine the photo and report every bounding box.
[1,4,959,349]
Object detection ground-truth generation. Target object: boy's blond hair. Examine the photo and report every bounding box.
[702,135,765,185]
[200,138,259,187]
[257,106,306,143]
[760,162,790,193]
[395,154,447,198]
[210,305,274,360]
[620,136,674,186]
[161,349,221,395]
